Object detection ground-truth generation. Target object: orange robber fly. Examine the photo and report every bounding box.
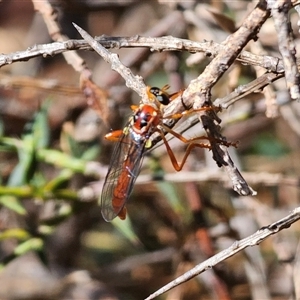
[100,86,227,222]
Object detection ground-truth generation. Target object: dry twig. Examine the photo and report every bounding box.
[145,206,300,300]
[73,23,147,99]
[32,0,86,72]
[268,0,300,101]
[0,36,285,73]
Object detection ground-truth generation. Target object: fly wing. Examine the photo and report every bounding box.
[100,129,145,221]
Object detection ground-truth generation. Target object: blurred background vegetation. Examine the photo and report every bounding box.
[0,1,300,299]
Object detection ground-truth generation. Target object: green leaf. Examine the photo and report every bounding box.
[80,143,100,161]
[156,182,187,217]
[62,128,100,160]
[0,228,30,241]
[32,101,51,149]
[0,185,32,197]
[14,238,43,256]
[0,117,4,137]
[37,149,86,172]
[8,102,51,186]
[0,195,26,214]
[43,169,74,192]
[112,217,142,247]
[7,135,35,186]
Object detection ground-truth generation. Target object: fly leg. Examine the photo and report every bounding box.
[164,105,221,120]
[105,129,123,142]
[157,125,237,172]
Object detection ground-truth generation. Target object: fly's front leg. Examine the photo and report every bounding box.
[105,130,123,142]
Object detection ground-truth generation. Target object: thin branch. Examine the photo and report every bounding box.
[214,72,284,108]
[0,36,285,73]
[73,23,147,99]
[268,0,300,101]
[249,41,278,118]
[145,206,300,300]
[32,0,86,72]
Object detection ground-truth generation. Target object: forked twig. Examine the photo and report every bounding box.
[73,23,147,100]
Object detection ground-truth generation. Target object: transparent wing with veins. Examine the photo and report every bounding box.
[100,127,146,222]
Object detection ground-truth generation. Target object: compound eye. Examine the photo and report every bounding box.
[150,87,160,97]
[134,111,141,121]
[140,119,148,128]
[150,87,170,105]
